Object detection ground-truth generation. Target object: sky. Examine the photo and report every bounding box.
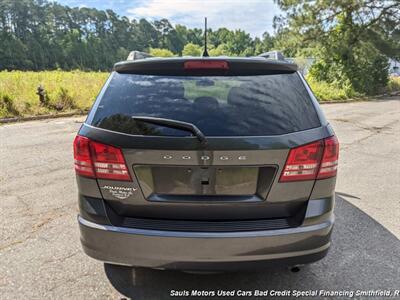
[55,0,281,37]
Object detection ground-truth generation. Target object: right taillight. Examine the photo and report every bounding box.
[317,135,339,179]
[73,135,131,181]
[280,136,339,182]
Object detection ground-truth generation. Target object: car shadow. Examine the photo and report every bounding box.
[104,195,400,299]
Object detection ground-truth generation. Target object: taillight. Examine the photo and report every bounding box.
[184,60,229,70]
[279,135,339,182]
[317,136,339,179]
[73,135,131,181]
[90,140,131,180]
[73,136,95,178]
[279,140,324,182]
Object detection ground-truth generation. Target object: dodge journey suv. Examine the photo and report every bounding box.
[74,51,338,271]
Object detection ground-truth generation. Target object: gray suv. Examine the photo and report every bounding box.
[74,53,338,271]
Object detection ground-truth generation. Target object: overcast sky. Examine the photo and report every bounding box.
[55,0,281,37]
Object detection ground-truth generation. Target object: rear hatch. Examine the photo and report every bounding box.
[79,58,332,225]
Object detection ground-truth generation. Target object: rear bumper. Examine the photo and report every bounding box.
[78,212,334,271]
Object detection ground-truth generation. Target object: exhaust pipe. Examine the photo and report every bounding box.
[289,265,303,273]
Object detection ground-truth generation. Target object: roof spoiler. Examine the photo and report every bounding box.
[127,51,153,61]
[258,51,286,61]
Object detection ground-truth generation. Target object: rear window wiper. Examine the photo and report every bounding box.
[132,116,208,147]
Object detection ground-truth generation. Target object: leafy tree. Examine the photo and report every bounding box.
[254,32,275,54]
[274,0,400,94]
[137,19,159,50]
[154,18,185,54]
[209,28,231,47]
[225,30,253,56]
[175,24,188,45]
[186,28,204,46]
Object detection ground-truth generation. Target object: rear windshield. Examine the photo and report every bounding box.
[88,72,320,136]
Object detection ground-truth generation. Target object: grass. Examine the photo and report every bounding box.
[0,70,108,118]
[1,71,399,118]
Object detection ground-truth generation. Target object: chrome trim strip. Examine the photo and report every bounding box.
[78,215,333,238]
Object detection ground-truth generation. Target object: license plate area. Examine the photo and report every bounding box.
[133,165,276,200]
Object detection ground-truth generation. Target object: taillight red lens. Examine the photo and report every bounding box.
[73,135,131,181]
[90,140,131,181]
[279,136,339,182]
[317,136,339,179]
[279,140,324,182]
[184,60,229,70]
[73,136,95,178]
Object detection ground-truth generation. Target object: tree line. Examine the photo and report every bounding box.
[0,0,274,71]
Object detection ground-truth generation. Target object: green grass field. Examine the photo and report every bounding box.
[1,70,399,118]
[0,71,108,118]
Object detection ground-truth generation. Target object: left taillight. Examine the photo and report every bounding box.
[73,136,95,178]
[73,135,131,181]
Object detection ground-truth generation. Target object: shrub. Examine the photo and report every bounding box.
[0,93,20,117]
[52,87,76,111]
[387,77,400,93]
[306,74,359,101]
[182,43,202,56]
[209,44,231,56]
[149,48,175,57]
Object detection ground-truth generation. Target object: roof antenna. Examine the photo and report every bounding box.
[202,17,209,57]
